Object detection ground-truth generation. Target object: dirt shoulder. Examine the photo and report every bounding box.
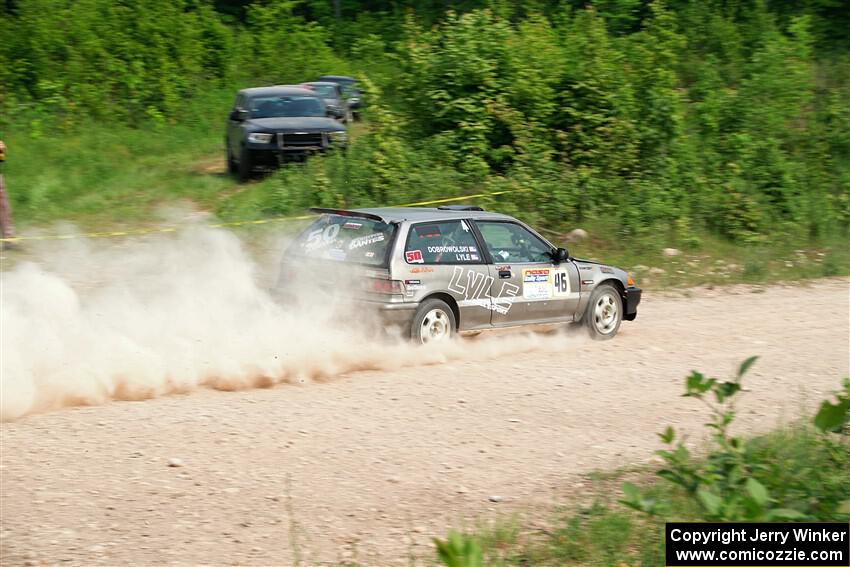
[1,278,848,566]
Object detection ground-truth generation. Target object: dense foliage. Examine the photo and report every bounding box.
[1,0,848,242]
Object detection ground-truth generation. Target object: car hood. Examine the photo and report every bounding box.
[246,117,344,132]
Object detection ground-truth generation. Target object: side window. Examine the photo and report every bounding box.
[476,222,552,264]
[405,220,482,264]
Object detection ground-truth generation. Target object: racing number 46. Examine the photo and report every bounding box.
[554,271,569,294]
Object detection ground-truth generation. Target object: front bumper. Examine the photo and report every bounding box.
[623,285,642,321]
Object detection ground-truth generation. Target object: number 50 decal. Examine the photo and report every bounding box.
[554,269,571,296]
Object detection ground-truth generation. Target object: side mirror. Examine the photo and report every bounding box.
[230,109,249,121]
[553,247,569,263]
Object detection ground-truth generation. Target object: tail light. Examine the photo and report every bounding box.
[365,278,404,294]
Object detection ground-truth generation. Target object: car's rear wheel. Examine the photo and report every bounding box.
[411,299,456,345]
[583,283,623,340]
[237,147,253,181]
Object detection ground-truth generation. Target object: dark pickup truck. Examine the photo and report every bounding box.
[225,86,348,180]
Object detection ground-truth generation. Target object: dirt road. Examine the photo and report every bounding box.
[1,278,848,566]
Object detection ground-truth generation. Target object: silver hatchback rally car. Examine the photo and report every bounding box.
[278,206,641,343]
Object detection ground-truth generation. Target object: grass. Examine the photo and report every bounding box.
[439,424,849,567]
[1,101,847,287]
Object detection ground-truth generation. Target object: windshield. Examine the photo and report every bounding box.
[290,214,396,266]
[248,95,325,118]
[309,85,337,98]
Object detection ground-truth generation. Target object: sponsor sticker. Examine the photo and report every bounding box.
[364,251,375,258]
[348,232,385,250]
[405,250,424,264]
[404,279,421,285]
[410,266,434,274]
[448,266,518,315]
[522,268,552,300]
[427,245,474,254]
[342,221,362,230]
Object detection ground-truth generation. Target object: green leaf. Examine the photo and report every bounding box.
[737,356,758,379]
[685,371,705,396]
[715,381,741,403]
[745,477,769,506]
[658,426,675,444]
[814,398,850,433]
[622,481,640,500]
[697,489,722,516]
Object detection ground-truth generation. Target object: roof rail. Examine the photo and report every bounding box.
[436,205,484,212]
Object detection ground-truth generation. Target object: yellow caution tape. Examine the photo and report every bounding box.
[0,188,524,243]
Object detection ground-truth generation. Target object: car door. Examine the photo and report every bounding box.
[403,219,492,331]
[474,220,581,326]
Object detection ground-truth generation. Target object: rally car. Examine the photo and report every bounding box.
[277,206,641,344]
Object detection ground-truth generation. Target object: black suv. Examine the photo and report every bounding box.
[301,81,352,123]
[318,76,363,118]
[226,86,348,180]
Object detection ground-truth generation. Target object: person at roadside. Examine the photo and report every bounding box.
[0,139,17,247]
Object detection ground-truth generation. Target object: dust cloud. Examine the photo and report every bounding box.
[1,226,570,421]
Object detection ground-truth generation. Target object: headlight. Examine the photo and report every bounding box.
[328,131,347,144]
[247,132,274,144]
[348,97,360,104]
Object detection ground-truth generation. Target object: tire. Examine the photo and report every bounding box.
[226,144,238,174]
[237,147,253,181]
[411,298,456,345]
[582,283,623,340]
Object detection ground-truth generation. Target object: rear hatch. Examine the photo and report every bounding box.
[276,212,402,302]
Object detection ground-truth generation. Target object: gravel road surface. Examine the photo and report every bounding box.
[1,278,848,566]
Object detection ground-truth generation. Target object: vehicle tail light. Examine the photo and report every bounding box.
[366,278,404,294]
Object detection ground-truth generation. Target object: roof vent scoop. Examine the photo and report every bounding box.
[437,205,484,211]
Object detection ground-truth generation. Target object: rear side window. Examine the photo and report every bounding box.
[405,220,482,264]
[291,214,396,266]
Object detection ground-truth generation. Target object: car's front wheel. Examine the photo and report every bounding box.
[411,299,456,344]
[237,147,253,181]
[226,143,238,174]
[582,283,623,340]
